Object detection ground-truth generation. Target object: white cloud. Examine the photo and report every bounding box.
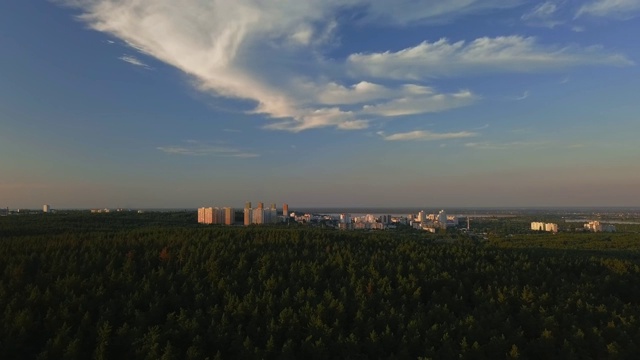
[577,0,640,18]
[157,140,259,158]
[118,54,151,69]
[348,36,633,80]
[59,1,633,132]
[263,107,366,132]
[312,81,395,105]
[380,130,477,141]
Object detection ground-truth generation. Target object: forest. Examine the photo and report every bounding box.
[1,211,640,359]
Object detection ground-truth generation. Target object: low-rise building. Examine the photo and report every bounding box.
[531,222,558,233]
[584,221,616,232]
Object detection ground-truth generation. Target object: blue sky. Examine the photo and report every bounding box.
[1,0,639,209]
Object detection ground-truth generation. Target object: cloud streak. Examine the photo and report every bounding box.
[464,141,546,150]
[157,141,259,158]
[118,54,151,69]
[521,1,563,28]
[380,130,477,141]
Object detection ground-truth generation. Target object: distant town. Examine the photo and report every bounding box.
[1,203,634,235]
[195,201,625,234]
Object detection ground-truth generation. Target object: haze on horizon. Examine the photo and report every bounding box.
[1,1,639,209]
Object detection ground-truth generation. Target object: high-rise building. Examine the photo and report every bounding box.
[244,207,252,225]
[340,213,351,224]
[204,207,214,224]
[418,210,426,223]
[245,201,252,209]
[223,207,234,225]
[197,207,228,225]
[262,207,277,224]
[437,210,447,229]
[43,204,50,213]
[258,202,264,209]
[283,203,289,217]
[198,207,206,223]
[252,207,264,224]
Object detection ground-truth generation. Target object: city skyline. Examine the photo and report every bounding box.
[1,1,640,209]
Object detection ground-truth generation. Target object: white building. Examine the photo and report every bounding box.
[418,210,426,223]
[43,204,50,213]
[531,222,558,233]
[584,221,616,233]
[531,222,545,231]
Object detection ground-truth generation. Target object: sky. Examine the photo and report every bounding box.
[1,0,639,209]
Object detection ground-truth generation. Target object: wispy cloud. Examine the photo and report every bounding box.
[464,141,546,150]
[362,88,476,117]
[157,140,259,158]
[118,55,151,69]
[514,91,529,101]
[348,36,632,80]
[379,130,477,141]
[59,1,633,132]
[521,1,563,28]
[577,0,640,19]
[356,1,523,25]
